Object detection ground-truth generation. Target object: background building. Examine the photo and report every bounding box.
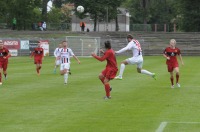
[71,8,130,32]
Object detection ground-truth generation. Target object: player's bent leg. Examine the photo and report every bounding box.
[60,69,67,75]
[98,73,105,84]
[103,78,111,99]
[115,61,128,80]
[140,68,156,80]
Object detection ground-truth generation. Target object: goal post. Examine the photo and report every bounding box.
[66,36,101,57]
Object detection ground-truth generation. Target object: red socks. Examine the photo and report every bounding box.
[104,83,110,97]
[100,77,110,97]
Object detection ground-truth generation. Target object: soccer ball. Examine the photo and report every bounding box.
[77,5,84,13]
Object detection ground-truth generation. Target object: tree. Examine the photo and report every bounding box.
[7,0,41,30]
[69,0,123,31]
[176,0,200,31]
[0,0,9,23]
[42,0,49,21]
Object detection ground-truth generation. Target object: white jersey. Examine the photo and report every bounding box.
[116,39,142,57]
[54,47,62,57]
[59,48,74,63]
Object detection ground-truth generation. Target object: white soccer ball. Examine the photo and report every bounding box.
[77,5,84,13]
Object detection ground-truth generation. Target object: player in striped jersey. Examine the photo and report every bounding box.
[114,34,156,80]
[59,41,80,85]
[53,43,62,73]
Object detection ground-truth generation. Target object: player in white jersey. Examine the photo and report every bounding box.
[114,34,156,80]
[53,43,62,73]
[59,41,80,85]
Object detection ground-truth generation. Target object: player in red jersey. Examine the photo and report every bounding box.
[0,40,11,85]
[30,41,44,76]
[91,41,118,99]
[163,39,184,88]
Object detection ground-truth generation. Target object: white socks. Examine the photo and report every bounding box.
[119,63,125,77]
[141,69,153,76]
[64,73,68,83]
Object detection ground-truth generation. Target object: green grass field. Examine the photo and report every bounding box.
[0,56,200,132]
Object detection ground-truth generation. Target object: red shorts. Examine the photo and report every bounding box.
[34,59,42,64]
[102,68,118,80]
[167,62,179,72]
[0,61,8,71]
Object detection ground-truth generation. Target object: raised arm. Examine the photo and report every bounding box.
[91,52,108,62]
[115,43,132,54]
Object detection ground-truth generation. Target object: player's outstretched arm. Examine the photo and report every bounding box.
[115,43,131,54]
[73,55,80,64]
[91,52,107,62]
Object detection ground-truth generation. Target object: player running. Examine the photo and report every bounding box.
[114,34,156,80]
[30,41,44,76]
[59,40,80,85]
[0,40,11,85]
[91,41,118,99]
[163,39,184,88]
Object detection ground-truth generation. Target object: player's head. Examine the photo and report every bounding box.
[104,41,111,49]
[170,39,176,47]
[37,41,41,47]
[127,34,133,42]
[0,40,3,49]
[62,40,68,48]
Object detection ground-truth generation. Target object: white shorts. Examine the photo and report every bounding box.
[60,63,70,71]
[55,59,61,65]
[126,55,143,69]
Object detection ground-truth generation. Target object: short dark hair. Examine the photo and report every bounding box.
[62,40,67,43]
[127,34,133,39]
[104,41,111,49]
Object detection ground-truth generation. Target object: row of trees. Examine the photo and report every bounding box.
[0,0,199,31]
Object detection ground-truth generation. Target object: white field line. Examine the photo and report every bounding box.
[156,121,200,132]
[155,122,168,132]
[171,122,200,124]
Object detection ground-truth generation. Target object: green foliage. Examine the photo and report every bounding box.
[176,0,200,31]
[0,0,200,31]
[47,7,62,23]
[53,0,63,8]
[4,0,42,30]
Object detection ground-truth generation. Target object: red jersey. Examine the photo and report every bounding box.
[0,47,9,62]
[163,47,181,65]
[32,47,44,59]
[93,49,118,70]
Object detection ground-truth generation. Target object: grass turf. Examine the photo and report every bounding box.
[0,56,200,132]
